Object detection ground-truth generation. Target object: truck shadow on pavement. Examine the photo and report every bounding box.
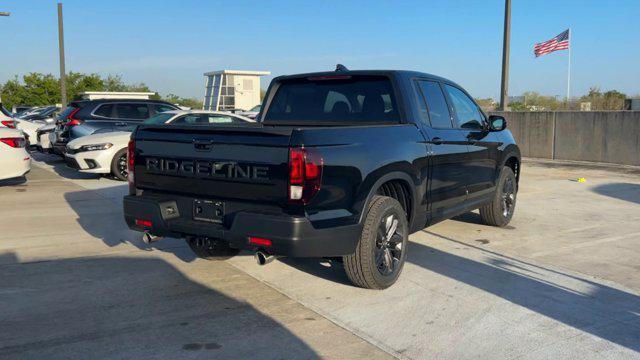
[63,188,198,263]
[591,182,640,205]
[0,252,319,359]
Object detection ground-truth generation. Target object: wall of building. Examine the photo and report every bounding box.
[489,111,640,166]
[232,75,260,111]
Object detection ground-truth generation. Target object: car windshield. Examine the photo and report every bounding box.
[250,105,261,112]
[263,75,399,125]
[144,112,175,125]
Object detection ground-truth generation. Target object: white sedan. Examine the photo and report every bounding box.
[64,110,253,181]
[0,128,31,181]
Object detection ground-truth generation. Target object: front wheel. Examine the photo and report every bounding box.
[110,148,128,181]
[186,236,240,260]
[480,166,518,227]
[343,195,408,289]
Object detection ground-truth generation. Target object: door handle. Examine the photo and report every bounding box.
[429,137,443,145]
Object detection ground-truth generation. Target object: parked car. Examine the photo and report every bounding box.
[237,104,261,119]
[34,124,56,153]
[65,110,254,181]
[1,103,17,129]
[50,99,180,156]
[122,69,521,289]
[17,106,59,123]
[0,128,30,181]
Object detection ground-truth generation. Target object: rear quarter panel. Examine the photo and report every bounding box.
[293,124,428,228]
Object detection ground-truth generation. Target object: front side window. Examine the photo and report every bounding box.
[170,115,203,125]
[416,81,453,128]
[264,75,399,124]
[443,84,484,129]
[115,103,150,120]
[144,112,175,125]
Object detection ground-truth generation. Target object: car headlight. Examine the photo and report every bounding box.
[78,143,113,152]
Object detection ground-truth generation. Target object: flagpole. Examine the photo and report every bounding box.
[566,28,571,103]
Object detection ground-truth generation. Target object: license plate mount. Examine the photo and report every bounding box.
[193,199,224,223]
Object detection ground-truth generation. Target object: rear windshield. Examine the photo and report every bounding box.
[263,75,399,124]
[55,105,79,120]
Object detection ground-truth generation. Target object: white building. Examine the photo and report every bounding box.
[203,70,270,111]
[80,91,156,100]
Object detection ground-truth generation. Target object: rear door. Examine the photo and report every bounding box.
[442,84,500,199]
[113,102,152,131]
[415,80,470,212]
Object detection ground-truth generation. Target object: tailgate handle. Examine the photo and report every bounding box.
[193,139,214,151]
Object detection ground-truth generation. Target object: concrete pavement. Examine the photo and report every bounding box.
[0,160,391,359]
[1,154,639,359]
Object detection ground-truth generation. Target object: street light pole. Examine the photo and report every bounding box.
[57,3,67,109]
[499,0,511,111]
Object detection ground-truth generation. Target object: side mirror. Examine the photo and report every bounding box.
[488,115,507,131]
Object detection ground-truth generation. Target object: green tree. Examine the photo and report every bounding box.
[580,87,626,110]
[163,93,202,109]
[0,72,157,109]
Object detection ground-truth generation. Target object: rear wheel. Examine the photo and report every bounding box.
[480,166,517,227]
[343,195,408,289]
[110,148,128,181]
[186,236,239,260]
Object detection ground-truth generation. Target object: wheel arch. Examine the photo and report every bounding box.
[356,170,418,230]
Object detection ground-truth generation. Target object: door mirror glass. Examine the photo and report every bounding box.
[488,115,506,131]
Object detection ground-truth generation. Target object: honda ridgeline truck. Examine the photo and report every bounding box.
[123,69,520,289]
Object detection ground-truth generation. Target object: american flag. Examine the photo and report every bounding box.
[534,29,570,57]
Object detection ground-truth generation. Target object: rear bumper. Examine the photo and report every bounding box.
[52,141,67,156]
[123,194,361,257]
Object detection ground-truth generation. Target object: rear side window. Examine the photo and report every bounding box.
[416,81,452,128]
[263,75,399,124]
[115,103,150,120]
[93,104,114,117]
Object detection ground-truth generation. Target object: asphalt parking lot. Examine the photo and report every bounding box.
[1,153,639,359]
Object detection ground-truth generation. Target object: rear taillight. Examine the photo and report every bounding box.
[65,108,82,127]
[127,139,135,193]
[1,120,16,128]
[288,147,323,204]
[0,137,26,148]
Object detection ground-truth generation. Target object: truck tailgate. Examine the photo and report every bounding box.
[133,125,292,204]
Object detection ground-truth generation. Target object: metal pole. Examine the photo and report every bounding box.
[0,11,10,103]
[57,3,67,109]
[566,28,571,104]
[499,0,511,111]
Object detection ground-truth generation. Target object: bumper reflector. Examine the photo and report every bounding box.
[135,219,152,228]
[249,237,272,247]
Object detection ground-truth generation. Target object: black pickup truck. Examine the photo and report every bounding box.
[123,69,520,289]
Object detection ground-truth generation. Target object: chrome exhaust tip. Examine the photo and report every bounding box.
[255,251,275,266]
[143,232,162,244]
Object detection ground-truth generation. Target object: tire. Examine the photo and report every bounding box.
[343,195,409,289]
[186,236,240,260]
[480,166,517,227]
[110,148,128,181]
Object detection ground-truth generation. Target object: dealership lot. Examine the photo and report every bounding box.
[1,154,639,359]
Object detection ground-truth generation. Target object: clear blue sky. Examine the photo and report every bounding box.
[1,0,638,99]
